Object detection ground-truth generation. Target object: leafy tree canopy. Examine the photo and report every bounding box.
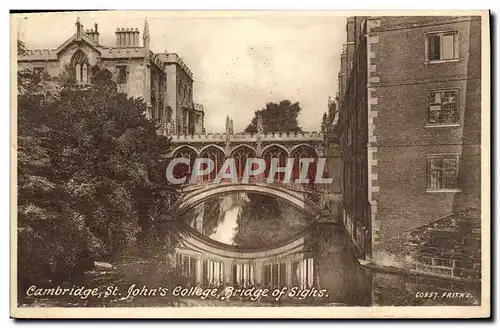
[245,100,302,133]
[17,39,28,56]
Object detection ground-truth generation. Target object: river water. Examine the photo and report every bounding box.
[19,191,481,307]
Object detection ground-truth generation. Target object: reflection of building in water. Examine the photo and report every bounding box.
[189,193,309,248]
[174,226,318,289]
[192,193,249,245]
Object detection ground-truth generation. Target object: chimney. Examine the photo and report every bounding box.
[346,17,355,43]
[85,23,100,44]
[115,27,140,47]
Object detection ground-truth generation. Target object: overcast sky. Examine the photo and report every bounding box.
[16,11,346,133]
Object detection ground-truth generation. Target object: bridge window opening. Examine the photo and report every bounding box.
[203,259,224,287]
[231,146,255,181]
[172,147,197,183]
[176,254,198,285]
[291,146,318,187]
[200,147,225,182]
[262,146,288,184]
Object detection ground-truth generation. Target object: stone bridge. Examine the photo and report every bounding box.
[166,126,342,223]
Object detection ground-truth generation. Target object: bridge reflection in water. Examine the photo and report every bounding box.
[173,192,371,305]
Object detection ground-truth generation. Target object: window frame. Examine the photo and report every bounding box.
[71,50,89,84]
[116,64,128,84]
[426,154,461,192]
[33,66,45,75]
[424,30,460,64]
[425,88,461,127]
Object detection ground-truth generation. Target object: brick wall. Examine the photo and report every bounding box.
[369,16,482,279]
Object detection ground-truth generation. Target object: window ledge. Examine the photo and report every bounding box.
[426,189,462,193]
[425,59,459,64]
[425,123,461,128]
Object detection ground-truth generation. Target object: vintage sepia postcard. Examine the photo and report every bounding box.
[10,10,491,319]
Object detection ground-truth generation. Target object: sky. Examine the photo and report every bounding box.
[16,11,346,133]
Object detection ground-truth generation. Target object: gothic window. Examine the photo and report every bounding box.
[82,64,88,83]
[199,147,225,182]
[71,50,89,84]
[76,63,82,81]
[172,147,197,184]
[262,146,288,183]
[291,146,318,186]
[231,146,256,180]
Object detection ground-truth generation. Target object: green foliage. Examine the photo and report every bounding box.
[245,100,302,133]
[17,67,179,289]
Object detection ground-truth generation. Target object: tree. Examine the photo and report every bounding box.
[17,66,179,291]
[17,39,28,56]
[245,100,302,133]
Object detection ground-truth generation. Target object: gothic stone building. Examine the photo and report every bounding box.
[17,18,205,135]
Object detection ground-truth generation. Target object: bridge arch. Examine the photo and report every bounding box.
[173,182,321,220]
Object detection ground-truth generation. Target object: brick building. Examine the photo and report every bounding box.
[335,16,482,280]
[17,17,205,135]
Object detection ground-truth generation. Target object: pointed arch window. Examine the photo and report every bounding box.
[200,147,225,182]
[291,146,318,187]
[262,146,288,183]
[172,147,197,184]
[231,146,256,180]
[71,50,89,84]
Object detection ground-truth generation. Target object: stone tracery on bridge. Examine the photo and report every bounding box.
[168,131,325,190]
[165,116,341,224]
[167,131,325,158]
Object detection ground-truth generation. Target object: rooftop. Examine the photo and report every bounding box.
[158,53,194,79]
